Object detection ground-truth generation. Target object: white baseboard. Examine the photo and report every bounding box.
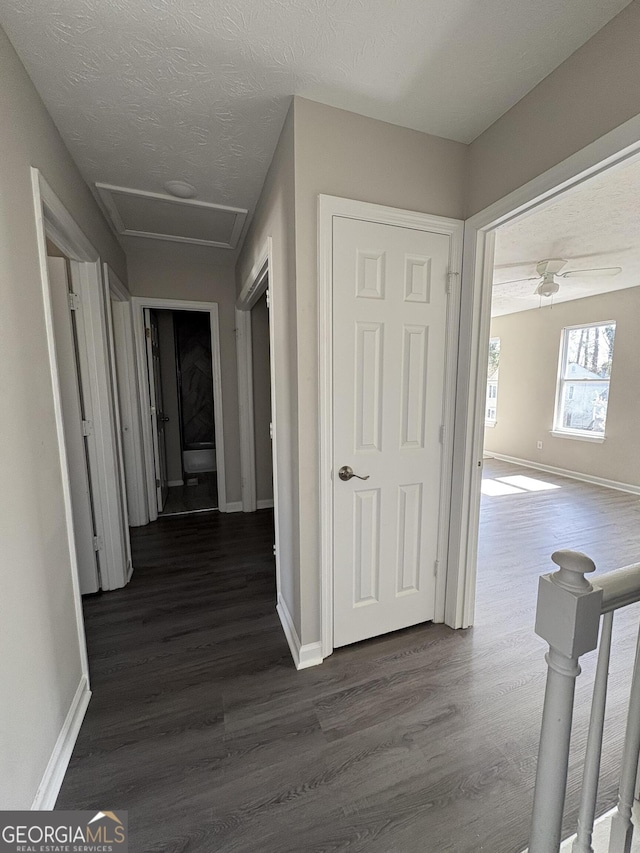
[31,677,91,810]
[276,594,323,670]
[257,498,274,510]
[222,501,243,513]
[168,479,184,487]
[489,453,640,496]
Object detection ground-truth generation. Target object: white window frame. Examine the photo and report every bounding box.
[552,320,615,442]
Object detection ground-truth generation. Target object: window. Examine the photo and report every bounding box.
[554,321,616,437]
[485,337,500,425]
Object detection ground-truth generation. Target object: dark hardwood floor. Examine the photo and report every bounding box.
[57,460,640,852]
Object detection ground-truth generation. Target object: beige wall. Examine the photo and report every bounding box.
[251,294,273,503]
[156,311,183,484]
[236,104,300,628]
[0,26,126,808]
[292,97,467,643]
[126,240,241,505]
[467,1,640,216]
[485,287,640,488]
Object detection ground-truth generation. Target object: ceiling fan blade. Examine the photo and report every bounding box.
[492,277,539,287]
[560,266,622,278]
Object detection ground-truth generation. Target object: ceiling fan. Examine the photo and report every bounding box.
[493,258,622,298]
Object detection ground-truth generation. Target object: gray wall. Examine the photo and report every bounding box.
[467,2,640,215]
[251,294,273,504]
[126,240,241,505]
[485,287,640,488]
[0,25,126,808]
[291,97,467,643]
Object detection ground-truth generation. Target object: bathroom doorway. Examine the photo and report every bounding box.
[133,298,227,520]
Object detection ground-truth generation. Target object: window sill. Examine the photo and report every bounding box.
[550,430,605,444]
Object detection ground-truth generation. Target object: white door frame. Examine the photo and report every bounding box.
[448,113,640,630]
[235,237,282,598]
[131,297,227,519]
[31,166,131,670]
[318,195,464,659]
[104,267,148,527]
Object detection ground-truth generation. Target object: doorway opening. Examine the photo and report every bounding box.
[133,298,226,519]
[452,130,640,631]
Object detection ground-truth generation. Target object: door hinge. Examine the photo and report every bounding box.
[439,424,445,444]
[269,421,273,440]
[446,270,460,294]
[156,478,160,488]
[150,405,156,416]
[68,292,81,311]
[434,560,440,577]
[93,535,103,552]
[81,419,93,437]
[145,326,151,339]
[265,288,271,309]
[273,543,277,557]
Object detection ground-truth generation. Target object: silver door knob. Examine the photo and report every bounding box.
[338,465,370,482]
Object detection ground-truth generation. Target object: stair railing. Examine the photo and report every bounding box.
[529,550,640,853]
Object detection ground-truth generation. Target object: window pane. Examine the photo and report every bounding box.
[561,380,609,433]
[564,324,616,379]
[556,322,615,435]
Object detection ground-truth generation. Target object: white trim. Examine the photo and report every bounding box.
[168,479,184,487]
[224,501,243,513]
[131,297,228,517]
[488,452,640,496]
[106,281,148,527]
[257,498,274,509]
[102,265,134,570]
[31,677,91,810]
[550,430,605,443]
[237,252,269,310]
[95,183,247,250]
[451,113,640,632]
[276,594,324,670]
[318,195,464,659]
[236,308,257,512]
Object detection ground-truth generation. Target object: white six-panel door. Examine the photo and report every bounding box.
[332,216,451,648]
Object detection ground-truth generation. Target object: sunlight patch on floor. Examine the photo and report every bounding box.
[481,474,561,497]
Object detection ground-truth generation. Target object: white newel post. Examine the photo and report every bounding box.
[529,550,603,853]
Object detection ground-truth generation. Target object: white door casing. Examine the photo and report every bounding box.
[47,257,100,595]
[144,308,169,512]
[332,216,453,648]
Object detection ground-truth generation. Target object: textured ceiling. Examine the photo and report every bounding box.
[492,156,640,316]
[0,0,631,241]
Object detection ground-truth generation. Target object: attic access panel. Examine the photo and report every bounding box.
[96,184,247,249]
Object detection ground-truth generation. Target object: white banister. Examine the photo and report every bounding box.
[608,624,640,853]
[593,564,640,613]
[529,552,640,853]
[573,612,614,853]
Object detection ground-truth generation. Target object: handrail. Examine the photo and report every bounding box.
[592,562,640,613]
[528,550,640,853]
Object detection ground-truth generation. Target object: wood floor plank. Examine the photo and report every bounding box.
[56,465,640,852]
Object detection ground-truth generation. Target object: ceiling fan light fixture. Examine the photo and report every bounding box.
[536,276,560,298]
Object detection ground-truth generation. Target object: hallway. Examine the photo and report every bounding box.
[57,466,640,852]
